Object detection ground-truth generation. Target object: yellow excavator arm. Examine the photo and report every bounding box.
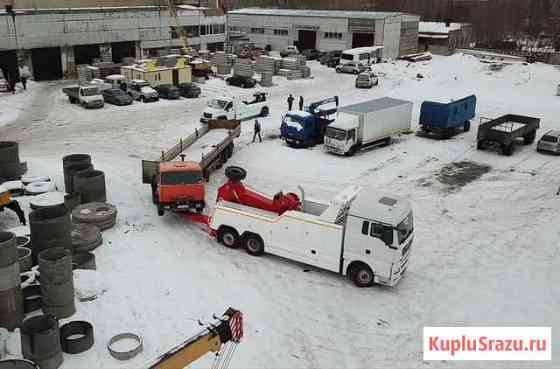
[146,308,243,369]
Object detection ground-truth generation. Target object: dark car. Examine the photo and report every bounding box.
[154,84,181,100]
[177,82,201,98]
[326,57,341,68]
[320,50,342,65]
[226,75,257,88]
[102,88,133,106]
[302,49,321,60]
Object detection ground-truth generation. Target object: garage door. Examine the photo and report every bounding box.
[0,50,18,81]
[298,30,317,50]
[352,33,374,48]
[32,47,62,81]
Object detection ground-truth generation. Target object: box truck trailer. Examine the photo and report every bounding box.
[324,97,413,156]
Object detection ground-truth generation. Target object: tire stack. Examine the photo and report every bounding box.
[72,203,117,231]
[62,154,92,194]
[29,206,72,263]
[38,247,76,319]
[20,315,63,369]
[73,170,106,203]
[0,142,26,181]
[0,232,24,330]
[71,223,103,252]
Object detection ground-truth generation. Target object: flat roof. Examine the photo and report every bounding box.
[340,97,412,114]
[419,22,464,34]
[229,8,405,20]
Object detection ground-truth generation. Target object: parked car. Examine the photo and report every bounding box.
[154,84,181,100]
[177,82,201,98]
[125,80,159,103]
[355,72,379,88]
[102,88,133,106]
[302,49,320,60]
[226,75,257,88]
[326,57,341,68]
[280,45,299,58]
[320,50,342,65]
[537,130,560,154]
[336,62,368,74]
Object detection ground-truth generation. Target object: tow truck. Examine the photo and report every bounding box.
[280,96,339,147]
[205,166,415,288]
[142,120,241,216]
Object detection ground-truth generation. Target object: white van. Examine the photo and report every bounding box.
[340,46,383,65]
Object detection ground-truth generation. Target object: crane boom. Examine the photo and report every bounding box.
[146,308,243,369]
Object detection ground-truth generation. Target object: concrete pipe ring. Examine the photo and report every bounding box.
[60,321,94,354]
[107,333,143,360]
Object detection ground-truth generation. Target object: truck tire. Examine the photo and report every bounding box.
[523,130,536,145]
[345,146,358,157]
[142,96,147,103]
[502,143,514,156]
[464,121,471,132]
[476,140,484,150]
[226,143,234,158]
[260,107,269,117]
[244,233,264,256]
[349,262,374,288]
[217,226,239,248]
[225,166,247,181]
[157,204,164,216]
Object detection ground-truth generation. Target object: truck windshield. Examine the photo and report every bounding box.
[81,88,99,96]
[541,135,558,143]
[325,127,347,140]
[396,211,413,244]
[341,54,353,61]
[209,99,228,110]
[161,171,203,185]
[284,115,304,129]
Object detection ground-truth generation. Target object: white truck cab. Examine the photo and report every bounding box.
[210,186,414,287]
[201,92,269,123]
[324,112,360,155]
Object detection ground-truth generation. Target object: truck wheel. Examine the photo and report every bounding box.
[464,121,471,132]
[345,146,358,157]
[244,233,264,256]
[523,130,536,145]
[382,137,391,146]
[226,143,234,158]
[157,204,164,216]
[217,226,239,248]
[349,262,374,288]
[502,143,514,156]
[260,107,269,117]
[476,140,484,150]
[225,166,247,181]
[142,96,147,103]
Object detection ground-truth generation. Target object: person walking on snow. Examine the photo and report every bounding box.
[253,119,262,143]
[287,94,294,111]
[299,95,304,111]
[18,62,31,90]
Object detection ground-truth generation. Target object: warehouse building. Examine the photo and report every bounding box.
[0,4,225,81]
[227,8,420,59]
[418,22,473,55]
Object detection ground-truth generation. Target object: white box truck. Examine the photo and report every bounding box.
[324,97,413,156]
[209,186,414,287]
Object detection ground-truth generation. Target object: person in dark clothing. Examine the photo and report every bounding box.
[287,94,294,110]
[7,73,16,94]
[252,119,262,143]
[299,96,304,110]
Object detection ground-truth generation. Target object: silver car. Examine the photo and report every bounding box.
[335,62,368,74]
[537,130,560,154]
[355,72,379,88]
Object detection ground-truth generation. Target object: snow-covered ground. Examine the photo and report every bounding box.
[0,54,559,369]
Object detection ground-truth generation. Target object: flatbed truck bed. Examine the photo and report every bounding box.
[476,114,540,155]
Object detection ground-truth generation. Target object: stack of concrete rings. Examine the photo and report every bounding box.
[37,248,75,319]
[72,203,117,231]
[73,170,107,203]
[29,205,72,263]
[62,154,92,194]
[0,142,25,180]
[0,232,24,330]
[20,315,63,369]
[71,223,102,252]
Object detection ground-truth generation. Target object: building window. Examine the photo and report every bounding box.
[324,32,343,40]
[251,27,265,34]
[184,26,199,38]
[274,29,288,36]
[170,27,179,39]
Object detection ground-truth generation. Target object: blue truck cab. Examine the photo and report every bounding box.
[280,96,339,147]
[419,95,477,138]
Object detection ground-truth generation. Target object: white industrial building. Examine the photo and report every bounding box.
[227,8,420,60]
[0,5,225,80]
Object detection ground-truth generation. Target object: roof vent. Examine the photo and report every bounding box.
[379,196,397,206]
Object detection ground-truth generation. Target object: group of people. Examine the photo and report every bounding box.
[251,93,306,144]
[287,94,304,111]
[1,62,32,94]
